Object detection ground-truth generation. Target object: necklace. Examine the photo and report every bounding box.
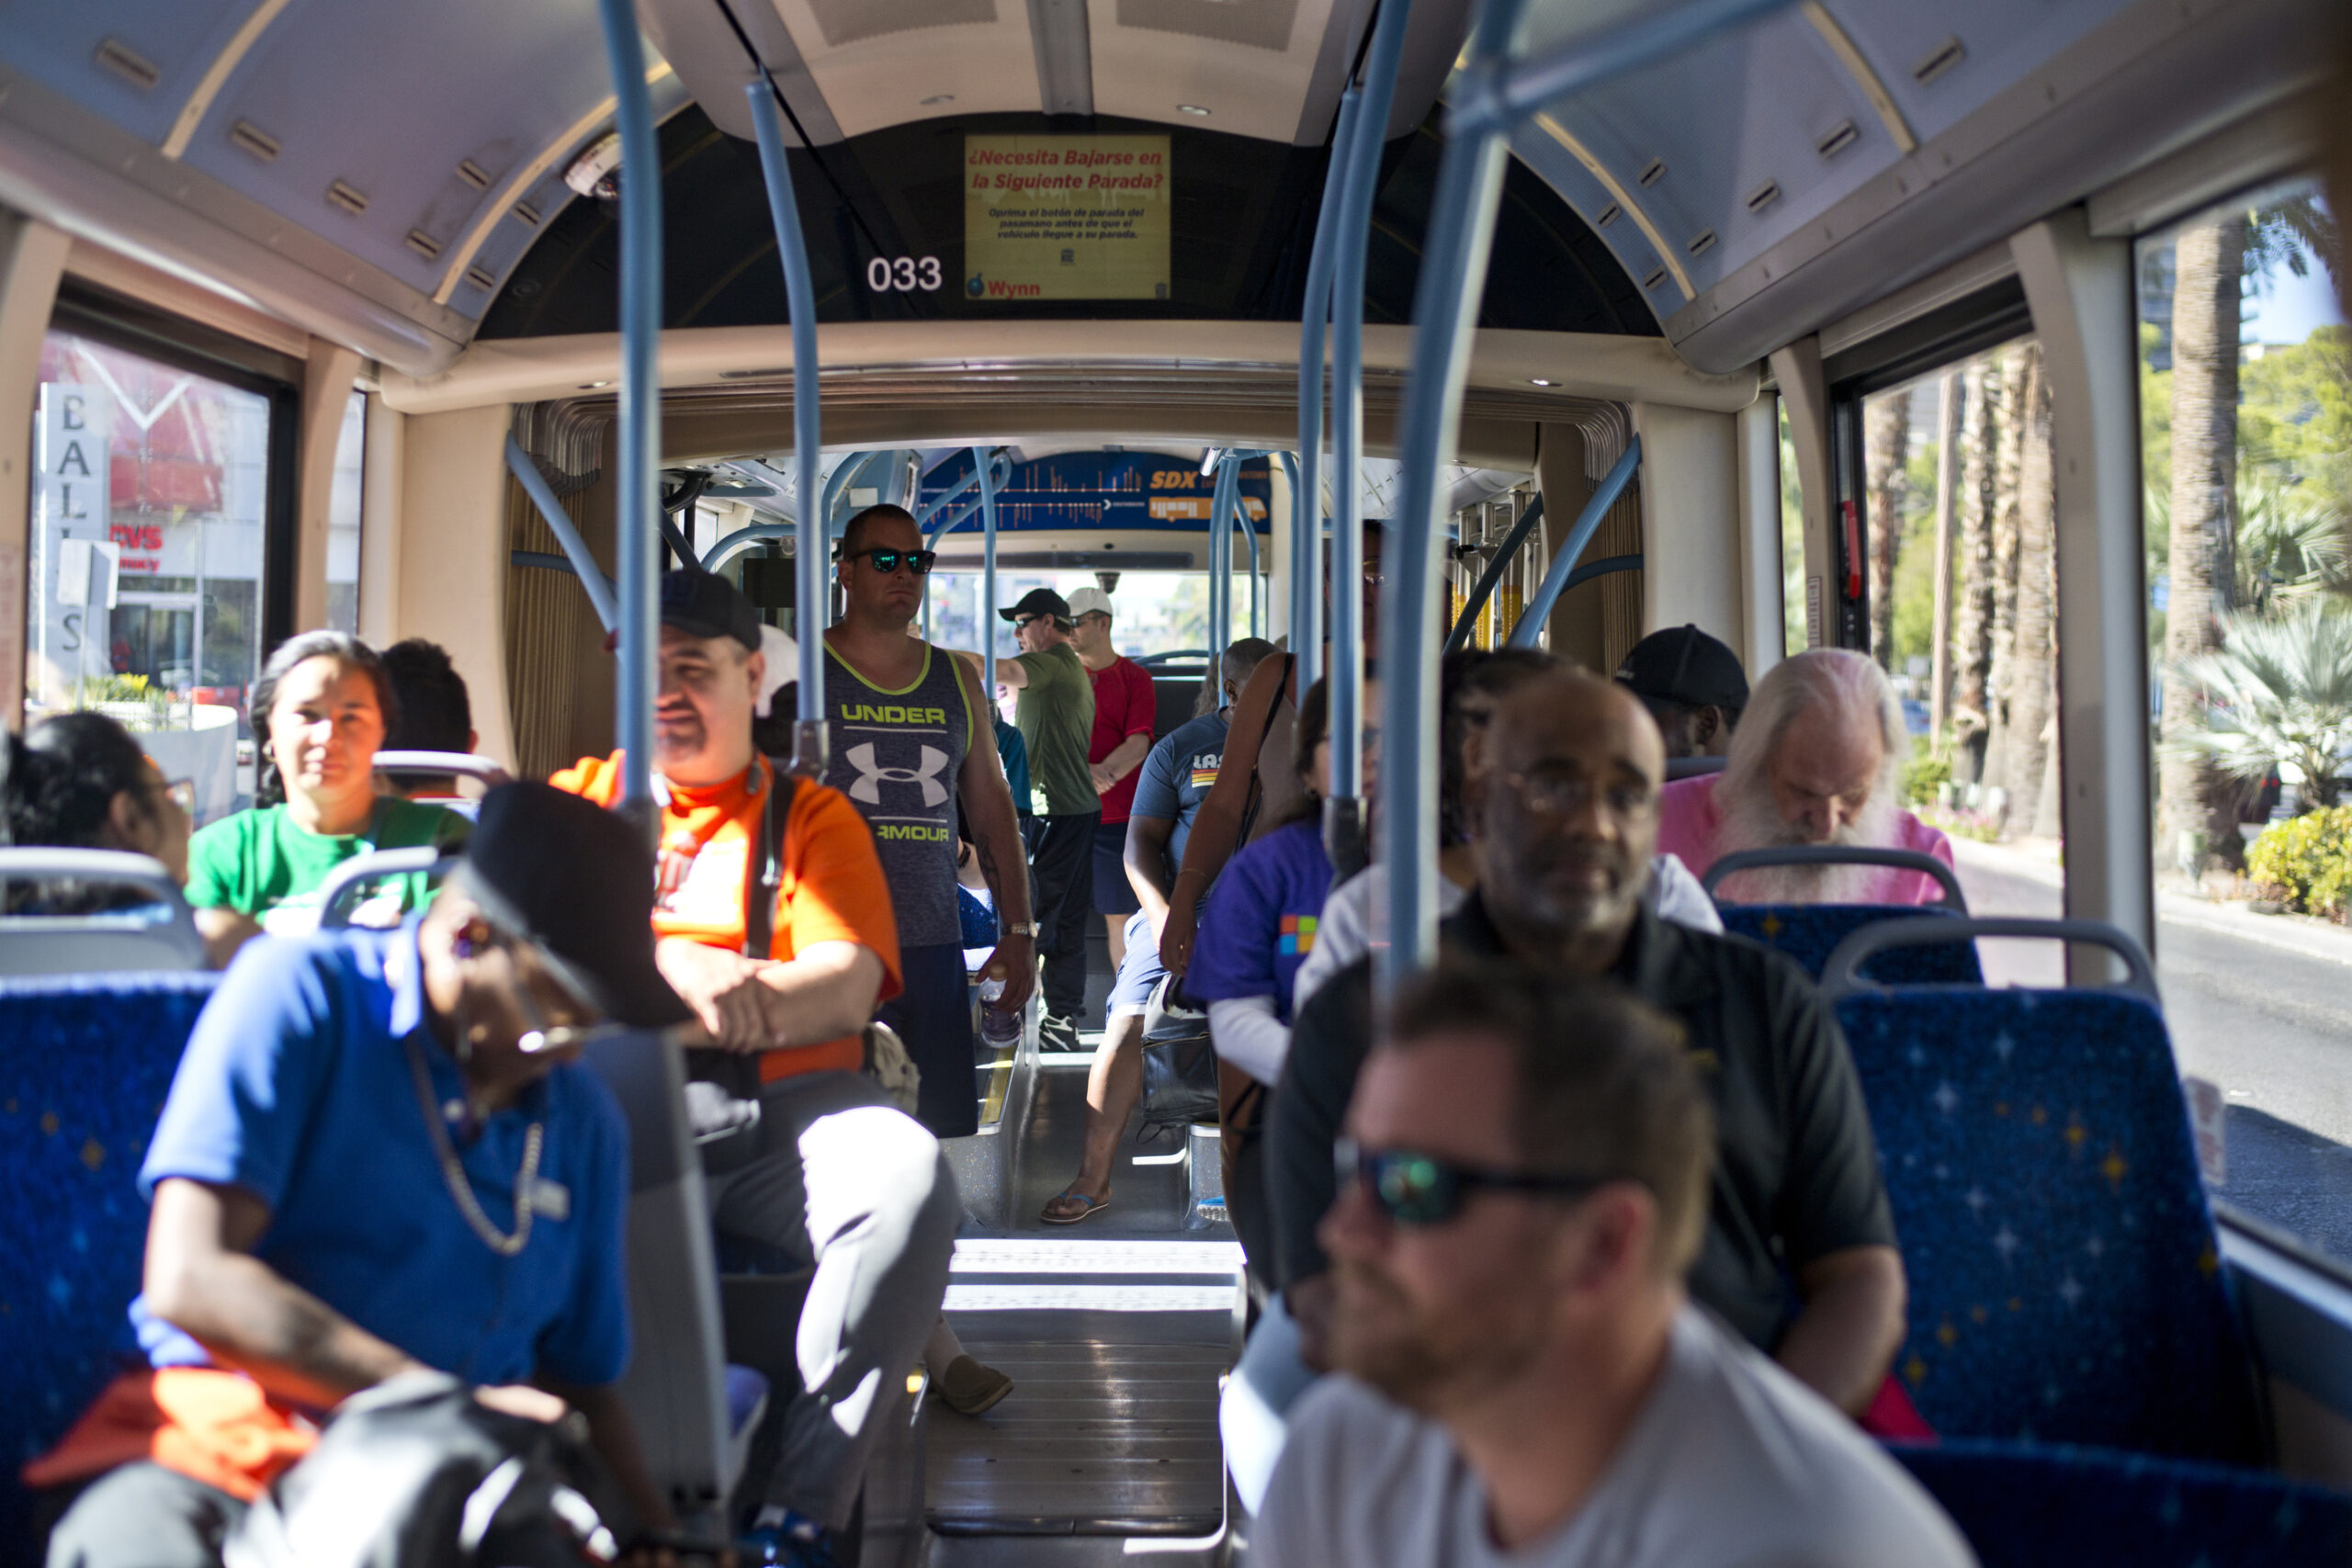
[404,1036,542,1258]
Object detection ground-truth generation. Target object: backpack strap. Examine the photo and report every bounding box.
[1234,653,1295,848]
[742,761,799,960]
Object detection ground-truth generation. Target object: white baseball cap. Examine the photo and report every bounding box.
[1066,586,1114,621]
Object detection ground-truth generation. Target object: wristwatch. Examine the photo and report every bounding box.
[1001,921,1040,938]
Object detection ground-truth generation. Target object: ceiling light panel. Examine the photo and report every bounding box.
[1087,0,1342,142]
[768,0,1042,137]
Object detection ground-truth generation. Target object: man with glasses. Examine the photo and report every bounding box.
[1266,667,1909,1423]
[1065,586,1158,973]
[974,587,1097,1052]
[1250,961,1972,1568]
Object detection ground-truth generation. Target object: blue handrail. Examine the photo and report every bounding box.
[1506,436,1641,648]
[505,434,618,633]
[1375,0,1794,984]
[1207,454,1238,683]
[594,0,663,822]
[1329,0,1413,814]
[1294,86,1363,697]
[744,75,828,775]
[701,520,797,574]
[977,445,1002,689]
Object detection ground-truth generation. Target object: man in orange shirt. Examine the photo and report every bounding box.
[553,570,956,1567]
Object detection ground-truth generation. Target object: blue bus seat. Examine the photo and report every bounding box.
[1890,1438,2352,1567]
[0,972,219,1564]
[1718,904,1984,983]
[1824,919,2264,1464]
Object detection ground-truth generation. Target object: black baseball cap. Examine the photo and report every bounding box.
[1615,625,1748,711]
[450,783,693,1029]
[999,587,1072,624]
[661,570,761,651]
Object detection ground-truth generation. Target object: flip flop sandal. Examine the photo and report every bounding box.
[1041,1189,1112,1225]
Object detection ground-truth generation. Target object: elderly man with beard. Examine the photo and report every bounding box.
[1249,963,1973,1568]
[1265,668,1907,1420]
[1657,648,1952,905]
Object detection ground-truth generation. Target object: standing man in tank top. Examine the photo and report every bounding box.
[783,504,1039,1138]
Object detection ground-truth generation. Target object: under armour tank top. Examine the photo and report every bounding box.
[809,641,972,948]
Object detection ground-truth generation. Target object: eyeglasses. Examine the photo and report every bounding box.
[1336,1136,1607,1227]
[842,547,936,576]
[1013,614,1049,631]
[1493,769,1656,819]
[492,934,616,1056]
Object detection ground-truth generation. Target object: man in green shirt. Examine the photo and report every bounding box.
[982,588,1097,1050]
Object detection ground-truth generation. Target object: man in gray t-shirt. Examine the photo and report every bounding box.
[1249,963,1973,1568]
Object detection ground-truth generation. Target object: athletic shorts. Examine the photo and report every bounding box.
[1092,819,1142,916]
[876,942,978,1141]
[1107,909,1166,1020]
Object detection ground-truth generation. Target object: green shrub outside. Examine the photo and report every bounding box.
[1902,739,1951,807]
[2245,805,2352,921]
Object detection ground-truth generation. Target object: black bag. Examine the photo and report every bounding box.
[223,1371,619,1568]
[1137,974,1219,1138]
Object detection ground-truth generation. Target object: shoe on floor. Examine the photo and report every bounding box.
[937,1353,1015,1416]
[742,1508,841,1568]
[1040,1188,1112,1225]
[1037,1012,1084,1052]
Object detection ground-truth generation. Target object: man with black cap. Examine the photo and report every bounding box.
[970,586,1097,1051]
[553,569,957,1565]
[1615,623,1748,763]
[34,784,683,1566]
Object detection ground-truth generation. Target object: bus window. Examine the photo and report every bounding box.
[2136,178,2352,1263]
[28,329,277,828]
[325,389,366,635]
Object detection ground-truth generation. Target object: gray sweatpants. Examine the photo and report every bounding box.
[706,1070,958,1529]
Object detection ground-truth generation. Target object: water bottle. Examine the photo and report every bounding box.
[978,966,1022,1048]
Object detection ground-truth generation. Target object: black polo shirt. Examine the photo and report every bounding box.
[1265,893,1897,1351]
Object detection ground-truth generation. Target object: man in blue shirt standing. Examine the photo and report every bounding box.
[36,784,686,1566]
[1042,637,1276,1224]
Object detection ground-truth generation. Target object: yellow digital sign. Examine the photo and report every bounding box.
[963,135,1170,302]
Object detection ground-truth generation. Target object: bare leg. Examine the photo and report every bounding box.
[1104,913,1128,972]
[1042,1013,1145,1220]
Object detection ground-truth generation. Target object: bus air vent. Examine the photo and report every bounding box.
[458,160,492,190]
[1745,180,1781,213]
[1595,203,1621,229]
[465,265,498,291]
[1913,37,1964,85]
[229,121,281,163]
[405,229,444,261]
[95,39,161,91]
[1637,159,1666,186]
[1641,266,1668,291]
[513,201,543,228]
[1687,230,1717,257]
[326,181,369,217]
[1815,119,1859,159]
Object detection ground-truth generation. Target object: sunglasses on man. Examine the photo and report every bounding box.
[1336,1135,1608,1226]
[841,547,937,576]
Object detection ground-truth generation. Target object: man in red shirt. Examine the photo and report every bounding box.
[1069,585,1159,970]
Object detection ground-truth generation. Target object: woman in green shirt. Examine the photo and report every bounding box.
[187,630,468,964]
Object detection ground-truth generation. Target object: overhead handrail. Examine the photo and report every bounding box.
[593,0,664,825]
[504,434,618,635]
[1443,493,1544,653]
[745,73,828,779]
[1293,86,1362,698]
[701,520,798,575]
[373,751,508,787]
[1328,0,1415,886]
[316,849,458,931]
[923,451,1013,543]
[1699,846,1969,912]
[1505,437,1641,649]
[1818,917,2160,1008]
[1377,0,1797,986]
[1561,552,1641,593]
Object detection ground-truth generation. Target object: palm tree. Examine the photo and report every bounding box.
[2006,348,2059,833]
[1864,390,1911,664]
[2167,597,2352,811]
[2161,216,2247,869]
[1951,355,2001,781]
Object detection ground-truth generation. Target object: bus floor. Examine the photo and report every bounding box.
[921,924,1243,1566]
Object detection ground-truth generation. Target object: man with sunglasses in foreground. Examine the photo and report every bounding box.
[32,784,683,1564]
[1267,667,1911,1424]
[1250,962,1972,1568]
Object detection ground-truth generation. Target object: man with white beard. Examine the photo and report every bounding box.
[1655,649,1952,905]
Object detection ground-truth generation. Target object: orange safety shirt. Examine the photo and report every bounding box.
[551,752,903,1082]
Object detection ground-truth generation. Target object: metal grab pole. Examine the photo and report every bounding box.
[744,76,828,778]
[925,453,1011,544]
[1208,456,1238,695]
[1375,0,1528,987]
[1442,493,1543,653]
[1233,474,1263,640]
[594,0,663,824]
[976,446,1001,707]
[1506,438,1641,648]
[1295,87,1363,697]
[506,434,618,632]
[702,520,796,573]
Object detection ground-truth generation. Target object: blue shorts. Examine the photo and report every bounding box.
[876,942,978,1140]
[1106,909,1166,1019]
[1093,820,1142,916]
